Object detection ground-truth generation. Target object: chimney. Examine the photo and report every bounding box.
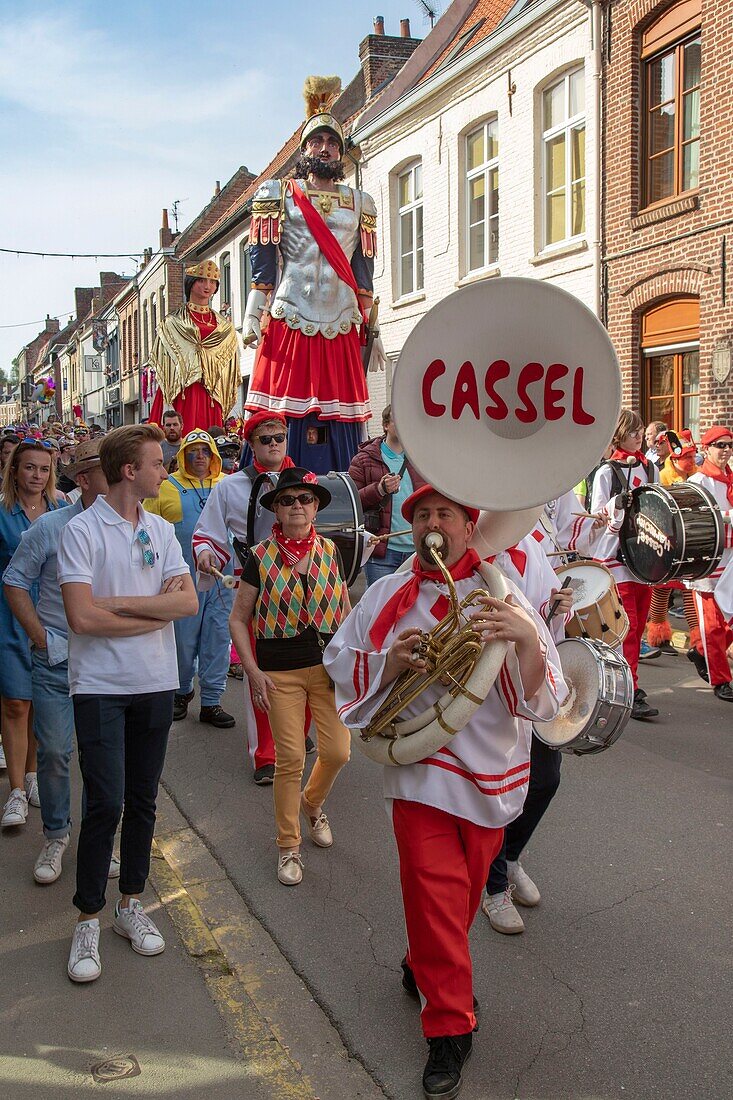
[45,315,60,335]
[359,20,422,99]
[74,287,94,321]
[214,180,221,197]
[160,208,173,248]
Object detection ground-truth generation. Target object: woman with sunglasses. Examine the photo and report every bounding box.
[686,426,733,702]
[229,468,352,885]
[1,440,68,828]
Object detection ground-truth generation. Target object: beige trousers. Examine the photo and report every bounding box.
[267,664,351,849]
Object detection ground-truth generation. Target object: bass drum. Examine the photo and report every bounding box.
[247,470,366,588]
[619,482,724,584]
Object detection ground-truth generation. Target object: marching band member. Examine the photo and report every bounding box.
[324,486,565,1100]
[145,430,235,729]
[590,409,659,720]
[242,76,387,472]
[149,260,240,435]
[686,426,733,702]
[193,411,310,782]
[229,469,351,886]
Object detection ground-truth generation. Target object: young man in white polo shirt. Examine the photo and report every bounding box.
[58,424,198,983]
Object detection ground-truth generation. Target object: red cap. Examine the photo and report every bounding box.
[243,410,287,442]
[701,425,733,446]
[401,484,480,525]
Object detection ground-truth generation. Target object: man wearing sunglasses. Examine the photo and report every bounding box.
[194,411,314,782]
[145,430,235,728]
[57,425,198,983]
[686,426,733,702]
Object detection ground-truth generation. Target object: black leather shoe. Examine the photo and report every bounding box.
[658,640,678,655]
[401,959,480,1026]
[423,1033,472,1099]
[713,682,733,702]
[173,690,194,721]
[687,647,709,683]
[199,705,235,729]
[631,690,659,720]
[253,764,275,785]
[305,735,316,754]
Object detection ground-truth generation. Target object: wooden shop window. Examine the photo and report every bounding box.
[641,297,700,438]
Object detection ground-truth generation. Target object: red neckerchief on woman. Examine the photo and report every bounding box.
[369,548,482,651]
[272,522,317,567]
[610,447,648,467]
[699,458,733,506]
[253,455,295,475]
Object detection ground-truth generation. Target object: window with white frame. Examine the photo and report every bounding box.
[542,68,585,246]
[240,241,252,316]
[397,163,424,297]
[465,119,499,272]
[220,252,231,312]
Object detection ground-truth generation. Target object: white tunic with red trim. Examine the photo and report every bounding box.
[493,532,569,645]
[540,490,602,559]
[192,470,276,591]
[685,472,733,593]
[590,462,653,585]
[323,571,566,829]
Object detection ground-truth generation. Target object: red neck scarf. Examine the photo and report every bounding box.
[252,455,295,475]
[369,548,481,650]
[272,522,317,567]
[700,458,733,506]
[610,448,648,468]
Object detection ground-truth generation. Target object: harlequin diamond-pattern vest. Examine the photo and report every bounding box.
[253,536,343,639]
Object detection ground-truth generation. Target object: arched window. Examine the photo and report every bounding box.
[397,162,424,296]
[465,120,498,270]
[641,297,699,437]
[642,0,701,207]
[220,252,232,313]
[542,68,585,246]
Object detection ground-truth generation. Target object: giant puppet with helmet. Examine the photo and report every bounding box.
[149,259,241,435]
[242,76,387,474]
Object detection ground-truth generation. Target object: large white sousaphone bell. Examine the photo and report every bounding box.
[355,277,622,766]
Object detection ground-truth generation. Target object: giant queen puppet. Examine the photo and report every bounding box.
[149,260,241,434]
[242,76,387,473]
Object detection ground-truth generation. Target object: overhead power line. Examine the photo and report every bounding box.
[1,247,144,259]
[0,314,75,330]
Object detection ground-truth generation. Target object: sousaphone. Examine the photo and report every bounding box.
[355,278,621,766]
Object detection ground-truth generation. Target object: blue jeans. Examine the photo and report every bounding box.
[31,648,75,840]
[365,547,414,587]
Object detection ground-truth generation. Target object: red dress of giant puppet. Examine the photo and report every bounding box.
[242,76,387,473]
[149,259,241,434]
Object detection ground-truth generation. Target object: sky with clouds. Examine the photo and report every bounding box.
[0,0,434,376]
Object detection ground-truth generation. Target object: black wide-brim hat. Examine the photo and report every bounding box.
[260,467,331,511]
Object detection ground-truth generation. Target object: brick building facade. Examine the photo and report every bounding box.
[602,0,733,435]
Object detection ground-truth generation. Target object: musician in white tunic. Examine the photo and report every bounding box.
[324,485,565,1100]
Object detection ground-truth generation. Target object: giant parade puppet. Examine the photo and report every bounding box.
[242,76,387,473]
[149,260,241,435]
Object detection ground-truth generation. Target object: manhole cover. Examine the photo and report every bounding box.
[90,1055,141,1083]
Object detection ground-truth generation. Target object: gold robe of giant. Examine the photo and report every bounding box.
[150,305,240,417]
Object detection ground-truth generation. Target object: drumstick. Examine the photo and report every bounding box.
[210,567,238,589]
[572,511,597,519]
[368,527,413,545]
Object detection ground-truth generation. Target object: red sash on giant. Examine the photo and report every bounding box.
[288,181,365,322]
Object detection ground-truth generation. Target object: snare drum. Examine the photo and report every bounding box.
[619,482,724,584]
[554,560,629,648]
[533,638,633,756]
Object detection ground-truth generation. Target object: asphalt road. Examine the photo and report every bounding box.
[162,647,733,1100]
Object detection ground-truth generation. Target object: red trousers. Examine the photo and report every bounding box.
[617,582,653,690]
[392,799,503,1038]
[245,624,312,769]
[692,591,733,686]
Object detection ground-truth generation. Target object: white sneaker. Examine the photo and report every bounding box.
[67,919,102,982]
[0,740,6,769]
[34,835,70,884]
[113,899,165,955]
[108,855,121,879]
[2,788,29,828]
[507,859,541,906]
[482,887,525,934]
[24,772,40,808]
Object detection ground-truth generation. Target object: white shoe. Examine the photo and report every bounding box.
[482,887,525,934]
[108,855,121,879]
[277,851,304,885]
[67,919,102,982]
[113,899,165,955]
[2,788,29,828]
[0,741,6,769]
[24,772,40,808]
[34,835,70,884]
[507,859,541,906]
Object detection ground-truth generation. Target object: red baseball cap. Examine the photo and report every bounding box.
[701,425,733,446]
[401,484,480,525]
[243,410,287,442]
